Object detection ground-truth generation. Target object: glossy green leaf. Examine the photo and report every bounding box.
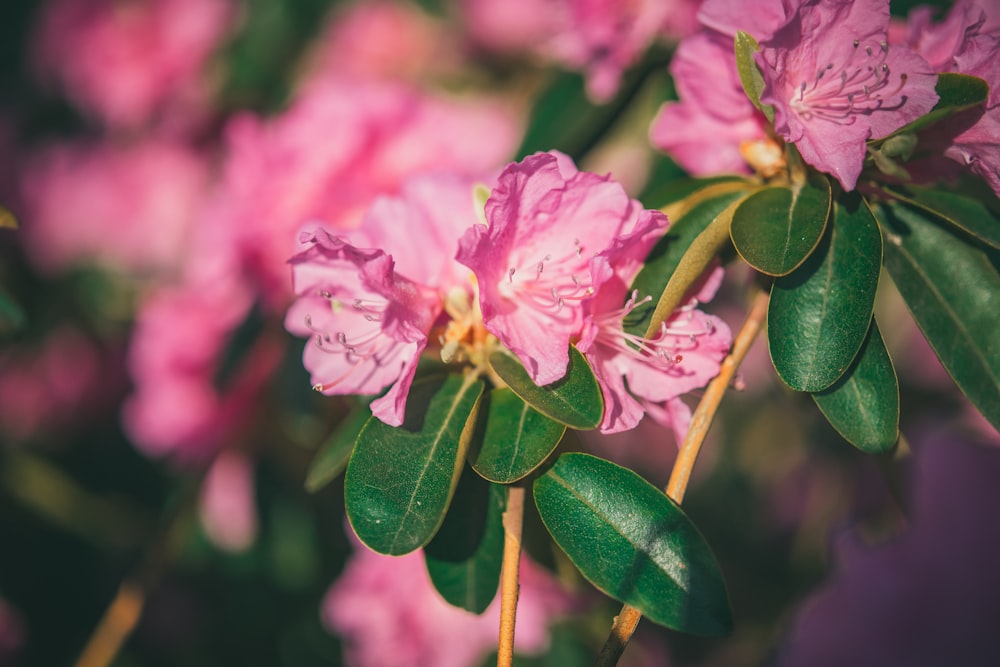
[734,31,774,123]
[488,346,603,430]
[642,175,749,211]
[730,175,831,276]
[0,287,26,337]
[470,388,566,484]
[886,73,989,137]
[625,188,751,336]
[425,469,505,613]
[344,373,485,555]
[304,404,372,492]
[769,193,882,391]
[881,202,1000,431]
[882,184,1000,249]
[534,453,732,636]
[812,321,899,453]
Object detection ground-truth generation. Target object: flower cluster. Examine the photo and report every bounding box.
[652,0,1000,194]
[286,151,731,437]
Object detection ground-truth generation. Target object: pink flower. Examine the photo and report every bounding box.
[302,0,458,83]
[19,138,210,276]
[897,1,1000,196]
[579,249,732,437]
[322,540,578,667]
[208,78,518,304]
[199,450,258,553]
[32,0,234,131]
[650,31,772,176]
[697,0,795,41]
[122,276,280,463]
[756,0,939,190]
[457,151,659,386]
[285,228,439,427]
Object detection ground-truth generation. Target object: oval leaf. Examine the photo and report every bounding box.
[882,184,1000,249]
[730,176,831,276]
[534,453,732,636]
[345,373,485,555]
[812,320,899,453]
[769,192,882,391]
[887,72,989,137]
[470,388,566,484]
[489,346,603,430]
[881,202,1000,431]
[305,403,372,493]
[424,470,505,614]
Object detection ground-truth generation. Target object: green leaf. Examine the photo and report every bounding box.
[880,202,1000,431]
[0,287,26,337]
[769,192,882,391]
[641,175,750,211]
[424,469,505,613]
[514,71,606,159]
[534,453,732,636]
[488,346,603,430]
[730,175,831,276]
[626,188,751,337]
[885,73,988,137]
[344,373,485,555]
[734,31,774,124]
[881,184,1000,249]
[304,404,372,493]
[812,321,899,453]
[470,388,566,484]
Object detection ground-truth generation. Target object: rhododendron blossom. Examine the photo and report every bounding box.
[457,151,667,386]
[755,0,939,190]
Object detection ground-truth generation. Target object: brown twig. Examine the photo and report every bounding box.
[595,288,770,667]
[497,484,527,667]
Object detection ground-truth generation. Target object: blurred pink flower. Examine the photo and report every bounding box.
[457,151,660,386]
[897,1,1000,196]
[122,277,280,463]
[32,0,235,131]
[650,31,771,176]
[208,78,519,305]
[777,431,1000,666]
[19,138,210,276]
[0,327,116,444]
[460,0,699,102]
[756,0,939,190]
[199,450,258,552]
[0,597,25,665]
[323,542,578,667]
[303,0,459,83]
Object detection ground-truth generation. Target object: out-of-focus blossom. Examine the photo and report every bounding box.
[122,277,280,463]
[302,0,459,83]
[650,31,772,176]
[755,0,939,190]
[32,0,235,131]
[697,0,795,41]
[19,139,210,276]
[0,328,115,444]
[777,431,1000,666]
[460,0,699,102]
[322,541,578,667]
[209,78,519,304]
[896,1,1000,197]
[457,151,662,386]
[199,449,258,552]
